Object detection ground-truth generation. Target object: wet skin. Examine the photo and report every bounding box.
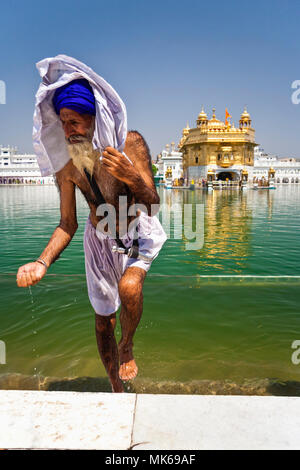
[16,108,159,392]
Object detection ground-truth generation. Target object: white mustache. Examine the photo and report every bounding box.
[67,135,89,144]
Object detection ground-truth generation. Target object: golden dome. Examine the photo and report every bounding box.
[240,106,251,120]
[207,120,226,128]
[207,108,226,128]
[183,122,190,135]
[197,105,208,120]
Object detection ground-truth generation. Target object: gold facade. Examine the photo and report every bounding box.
[179,107,257,179]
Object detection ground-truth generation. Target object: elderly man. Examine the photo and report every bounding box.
[16,56,166,393]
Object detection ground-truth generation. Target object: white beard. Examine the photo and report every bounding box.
[67,138,100,176]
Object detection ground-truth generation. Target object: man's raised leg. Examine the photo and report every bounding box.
[118,266,147,381]
[95,313,124,393]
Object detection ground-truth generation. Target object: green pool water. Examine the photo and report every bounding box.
[1,184,300,394]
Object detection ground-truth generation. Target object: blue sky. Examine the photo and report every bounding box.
[0,0,300,158]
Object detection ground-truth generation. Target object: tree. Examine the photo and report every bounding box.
[152,163,158,176]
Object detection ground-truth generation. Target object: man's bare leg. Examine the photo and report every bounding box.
[95,313,124,393]
[118,266,146,381]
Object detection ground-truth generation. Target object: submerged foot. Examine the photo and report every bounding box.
[118,346,138,381]
[111,379,125,393]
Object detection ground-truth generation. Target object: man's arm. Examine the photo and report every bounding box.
[39,170,78,267]
[16,166,78,287]
[102,130,160,214]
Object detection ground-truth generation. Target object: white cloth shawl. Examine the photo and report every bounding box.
[33,55,128,176]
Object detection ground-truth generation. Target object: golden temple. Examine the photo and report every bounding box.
[178,107,257,184]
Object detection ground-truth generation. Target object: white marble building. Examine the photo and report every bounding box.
[0,145,54,184]
[250,148,300,184]
[156,143,183,182]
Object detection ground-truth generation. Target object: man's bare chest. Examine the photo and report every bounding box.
[70,160,132,209]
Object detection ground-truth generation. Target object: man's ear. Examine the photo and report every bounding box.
[83,114,94,125]
[86,115,95,139]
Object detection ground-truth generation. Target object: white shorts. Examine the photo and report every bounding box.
[83,212,167,316]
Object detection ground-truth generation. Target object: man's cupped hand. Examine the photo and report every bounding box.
[101,147,137,184]
[16,262,47,288]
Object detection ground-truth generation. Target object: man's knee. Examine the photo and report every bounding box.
[119,276,140,295]
[118,268,146,301]
[95,312,116,333]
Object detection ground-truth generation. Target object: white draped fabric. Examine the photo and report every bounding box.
[33,54,127,176]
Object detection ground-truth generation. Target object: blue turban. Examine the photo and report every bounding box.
[52,78,96,116]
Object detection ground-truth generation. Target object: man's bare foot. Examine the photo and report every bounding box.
[118,345,138,381]
[119,359,138,381]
